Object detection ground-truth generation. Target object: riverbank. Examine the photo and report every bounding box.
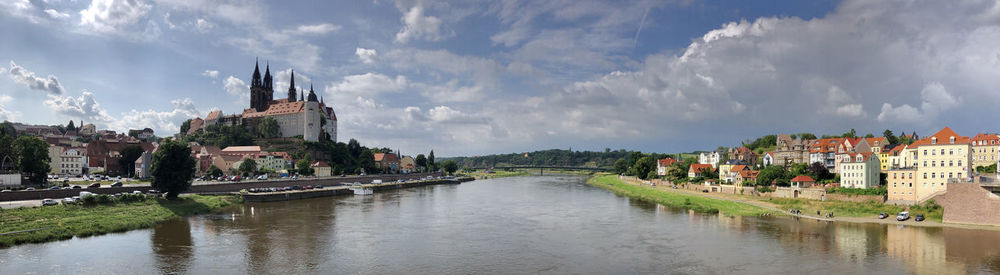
[599,175,1000,231]
[0,195,240,248]
[586,175,773,216]
[464,170,530,179]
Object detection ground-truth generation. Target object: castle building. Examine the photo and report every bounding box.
[197,60,337,142]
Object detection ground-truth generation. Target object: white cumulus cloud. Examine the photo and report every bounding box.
[6,60,65,95]
[355,48,377,64]
[395,4,451,43]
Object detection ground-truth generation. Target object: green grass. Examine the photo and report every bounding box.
[767,197,943,222]
[0,195,240,248]
[587,175,773,216]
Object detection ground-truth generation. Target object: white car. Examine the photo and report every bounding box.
[62,197,76,204]
[42,198,58,206]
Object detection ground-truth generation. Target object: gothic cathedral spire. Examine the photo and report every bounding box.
[251,58,261,87]
[288,69,297,102]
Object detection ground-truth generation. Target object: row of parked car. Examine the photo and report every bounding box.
[246,185,325,193]
[878,211,926,222]
[41,190,163,206]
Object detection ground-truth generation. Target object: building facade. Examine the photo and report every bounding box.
[698,151,722,168]
[970,133,999,169]
[837,152,880,189]
[887,168,917,204]
[656,157,678,176]
[773,134,814,167]
[911,127,972,203]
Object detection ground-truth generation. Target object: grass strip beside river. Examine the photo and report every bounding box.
[0,195,239,248]
[587,175,772,216]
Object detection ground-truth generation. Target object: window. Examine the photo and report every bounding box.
[923,173,927,179]
[949,172,953,179]
[923,150,927,156]
[932,173,936,178]
[950,149,954,155]
[941,149,945,155]
[958,160,962,166]
[958,173,962,178]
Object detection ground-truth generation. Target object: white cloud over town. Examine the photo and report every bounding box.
[6,61,65,95]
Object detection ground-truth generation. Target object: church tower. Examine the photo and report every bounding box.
[250,59,267,111]
[287,70,297,102]
[303,83,321,141]
[263,62,274,103]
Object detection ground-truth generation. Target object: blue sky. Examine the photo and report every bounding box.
[1,0,998,157]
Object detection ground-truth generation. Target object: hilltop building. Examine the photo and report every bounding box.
[193,60,337,142]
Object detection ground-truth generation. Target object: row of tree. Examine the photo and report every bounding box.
[0,122,51,184]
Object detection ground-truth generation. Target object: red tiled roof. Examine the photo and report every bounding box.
[657,158,678,167]
[730,165,748,172]
[971,133,1000,143]
[374,153,399,162]
[791,175,815,182]
[909,127,970,147]
[739,170,759,179]
[205,110,222,121]
[311,161,330,168]
[689,164,714,173]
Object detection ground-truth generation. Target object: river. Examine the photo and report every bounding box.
[2,175,999,274]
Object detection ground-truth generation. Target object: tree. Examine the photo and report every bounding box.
[756,165,787,186]
[150,140,196,199]
[613,158,628,175]
[428,150,436,171]
[207,165,223,178]
[258,117,279,139]
[14,136,50,183]
[630,156,656,180]
[808,162,831,180]
[797,133,817,140]
[864,133,874,138]
[843,128,857,138]
[66,120,76,132]
[360,149,376,173]
[665,163,687,183]
[882,129,899,144]
[415,154,427,172]
[180,119,192,135]
[789,163,809,178]
[296,159,314,176]
[238,159,257,176]
[118,145,144,177]
[442,160,458,175]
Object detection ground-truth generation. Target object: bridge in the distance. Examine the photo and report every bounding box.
[473,165,612,175]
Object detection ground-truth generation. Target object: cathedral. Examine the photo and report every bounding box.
[202,60,337,142]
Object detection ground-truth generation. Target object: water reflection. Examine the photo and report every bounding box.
[152,218,193,274]
[3,176,1000,274]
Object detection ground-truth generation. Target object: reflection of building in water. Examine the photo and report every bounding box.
[886,225,966,275]
[942,227,1000,271]
[835,224,868,263]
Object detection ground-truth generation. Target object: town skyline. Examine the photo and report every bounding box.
[2,0,998,156]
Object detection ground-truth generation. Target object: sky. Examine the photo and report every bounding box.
[1,0,999,157]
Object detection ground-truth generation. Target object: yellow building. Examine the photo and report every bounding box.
[910,127,971,203]
[970,133,999,169]
[887,168,917,203]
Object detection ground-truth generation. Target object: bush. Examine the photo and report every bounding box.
[757,186,774,193]
[826,186,887,196]
[118,193,146,203]
[95,194,112,204]
[81,195,98,205]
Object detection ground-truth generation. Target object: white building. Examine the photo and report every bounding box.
[699,151,722,168]
[48,146,87,176]
[838,152,880,189]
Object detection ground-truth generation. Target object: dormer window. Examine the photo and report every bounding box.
[950,136,955,144]
[932,137,937,144]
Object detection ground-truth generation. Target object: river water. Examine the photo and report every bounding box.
[2,175,999,274]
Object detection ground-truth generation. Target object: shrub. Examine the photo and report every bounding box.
[757,186,774,193]
[95,194,112,204]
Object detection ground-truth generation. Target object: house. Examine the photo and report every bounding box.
[688,164,715,178]
[790,175,816,188]
[886,168,917,204]
[733,169,759,188]
[400,155,416,173]
[809,138,846,171]
[971,133,1000,169]
[762,151,774,166]
[374,153,400,173]
[773,134,814,167]
[728,147,758,166]
[134,151,153,178]
[837,152,880,189]
[656,157,679,176]
[718,161,749,184]
[699,151,722,168]
[311,161,332,177]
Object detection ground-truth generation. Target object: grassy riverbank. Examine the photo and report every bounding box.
[464,170,530,179]
[765,197,944,222]
[587,175,773,216]
[0,195,240,248]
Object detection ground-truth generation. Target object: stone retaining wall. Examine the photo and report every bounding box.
[937,183,1000,226]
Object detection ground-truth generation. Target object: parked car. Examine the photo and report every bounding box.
[915,214,925,222]
[42,198,58,206]
[24,187,35,191]
[72,185,82,189]
[62,197,76,204]
[88,183,101,188]
[314,185,324,189]
[111,181,123,187]
[132,190,143,195]
[896,211,910,221]
[701,189,709,193]
[878,213,888,219]
[48,186,60,190]
[1,189,10,192]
